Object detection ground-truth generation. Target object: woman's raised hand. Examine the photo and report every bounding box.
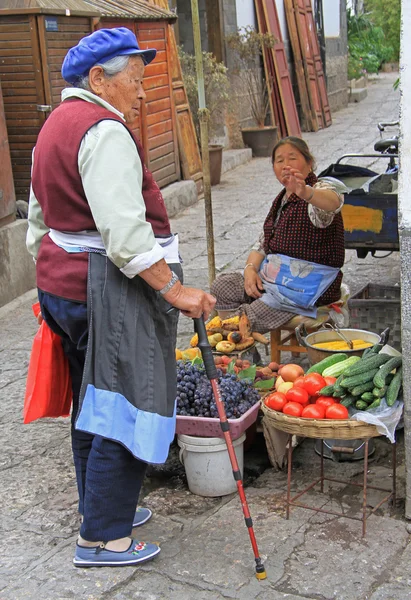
[281,167,307,198]
[244,268,264,299]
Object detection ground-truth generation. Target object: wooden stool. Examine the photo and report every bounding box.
[270,323,326,363]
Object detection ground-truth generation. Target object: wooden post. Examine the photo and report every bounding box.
[205,0,225,64]
[191,0,216,287]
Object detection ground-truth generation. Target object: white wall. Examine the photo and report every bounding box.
[323,0,340,37]
[235,0,256,30]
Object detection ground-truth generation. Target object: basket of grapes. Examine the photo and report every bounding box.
[176,359,261,439]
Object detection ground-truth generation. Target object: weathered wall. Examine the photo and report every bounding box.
[324,0,349,112]
[399,0,411,517]
[0,220,36,308]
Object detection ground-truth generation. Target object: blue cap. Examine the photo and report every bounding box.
[61,27,157,84]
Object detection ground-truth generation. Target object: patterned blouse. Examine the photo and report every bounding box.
[253,179,344,255]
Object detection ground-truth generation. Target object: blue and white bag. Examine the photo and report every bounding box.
[259,253,340,317]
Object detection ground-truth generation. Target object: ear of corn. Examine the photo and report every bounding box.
[312,339,373,351]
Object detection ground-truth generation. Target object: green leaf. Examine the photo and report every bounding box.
[237,365,257,381]
[191,356,203,366]
[227,359,236,374]
[254,378,275,389]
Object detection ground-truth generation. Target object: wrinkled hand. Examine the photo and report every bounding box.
[37,312,43,325]
[167,286,216,320]
[244,269,264,299]
[281,167,308,199]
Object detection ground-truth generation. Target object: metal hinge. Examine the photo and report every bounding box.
[36,104,52,112]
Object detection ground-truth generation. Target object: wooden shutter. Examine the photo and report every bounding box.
[283,0,316,131]
[0,15,47,200]
[37,16,92,109]
[300,0,331,126]
[136,21,180,188]
[255,0,301,137]
[149,0,203,194]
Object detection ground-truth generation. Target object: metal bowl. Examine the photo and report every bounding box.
[295,324,382,366]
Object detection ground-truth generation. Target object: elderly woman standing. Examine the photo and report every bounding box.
[26,28,215,567]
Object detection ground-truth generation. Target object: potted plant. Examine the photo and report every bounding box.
[226,27,278,157]
[179,48,230,185]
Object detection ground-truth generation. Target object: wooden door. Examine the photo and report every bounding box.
[255,0,301,137]
[149,0,203,194]
[0,77,15,224]
[37,15,93,110]
[0,15,47,200]
[136,21,180,188]
[292,0,324,129]
[301,0,331,126]
[283,0,316,131]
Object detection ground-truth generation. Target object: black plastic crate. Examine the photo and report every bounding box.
[348,284,401,350]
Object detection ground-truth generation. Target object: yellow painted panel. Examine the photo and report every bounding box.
[342,205,383,233]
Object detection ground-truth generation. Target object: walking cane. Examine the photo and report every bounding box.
[193,317,267,580]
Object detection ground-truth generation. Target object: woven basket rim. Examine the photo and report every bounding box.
[261,402,380,439]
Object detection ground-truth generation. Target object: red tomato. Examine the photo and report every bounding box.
[325,404,349,420]
[302,373,327,396]
[293,376,306,388]
[301,404,325,419]
[323,376,337,386]
[285,387,309,405]
[283,401,303,417]
[265,392,287,412]
[316,396,335,409]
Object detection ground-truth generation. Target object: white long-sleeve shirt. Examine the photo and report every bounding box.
[26,88,165,277]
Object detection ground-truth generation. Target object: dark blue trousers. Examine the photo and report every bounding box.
[38,290,147,542]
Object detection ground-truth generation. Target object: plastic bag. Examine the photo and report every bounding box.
[23,303,72,424]
[350,399,403,443]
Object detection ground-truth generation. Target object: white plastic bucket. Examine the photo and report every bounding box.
[177,433,246,497]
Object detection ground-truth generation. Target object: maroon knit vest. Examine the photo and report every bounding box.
[32,99,171,302]
[263,173,345,305]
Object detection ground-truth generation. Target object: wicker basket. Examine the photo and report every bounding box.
[261,403,380,439]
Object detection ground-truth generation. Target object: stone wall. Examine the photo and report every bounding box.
[324,0,349,113]
[0,221,36,308]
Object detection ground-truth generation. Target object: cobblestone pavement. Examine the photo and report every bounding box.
[0,72,407,600]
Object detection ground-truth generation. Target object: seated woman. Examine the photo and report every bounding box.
[211,136,345,334]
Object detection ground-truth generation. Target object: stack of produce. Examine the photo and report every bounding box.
[189,314,268,354]
[315,344,403,411]
[176,360,260,419]
[263,343,403,419]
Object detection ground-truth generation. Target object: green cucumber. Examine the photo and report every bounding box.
[340,368,380,389]
[361,392,375,402]
[386,366,402,407]
[362,342,385,358]
[341,396,355,408]
[322,356,361,378]
[366,397,382,411]
[373,356,402,388]
[355,400,369,411]
[350,380,375,397]
[341,353,392,378]
[332,374,346,397]
[372,386,387,398]
[318,384,335,396]
[306,353,348,375]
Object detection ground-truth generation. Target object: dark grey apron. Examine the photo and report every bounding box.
[75,253,182,464]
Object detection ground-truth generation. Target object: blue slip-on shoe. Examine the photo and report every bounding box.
[132,507,152,528]
[73,539,160,568]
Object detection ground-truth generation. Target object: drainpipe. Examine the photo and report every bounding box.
[191,0,216,287]
[399,0,411,517]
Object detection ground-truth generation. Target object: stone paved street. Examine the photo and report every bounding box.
[0,72,406,600]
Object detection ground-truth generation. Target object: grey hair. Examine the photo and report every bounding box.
[74,54,142,89]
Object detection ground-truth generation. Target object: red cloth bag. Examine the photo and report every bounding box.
[23,302,72,423]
